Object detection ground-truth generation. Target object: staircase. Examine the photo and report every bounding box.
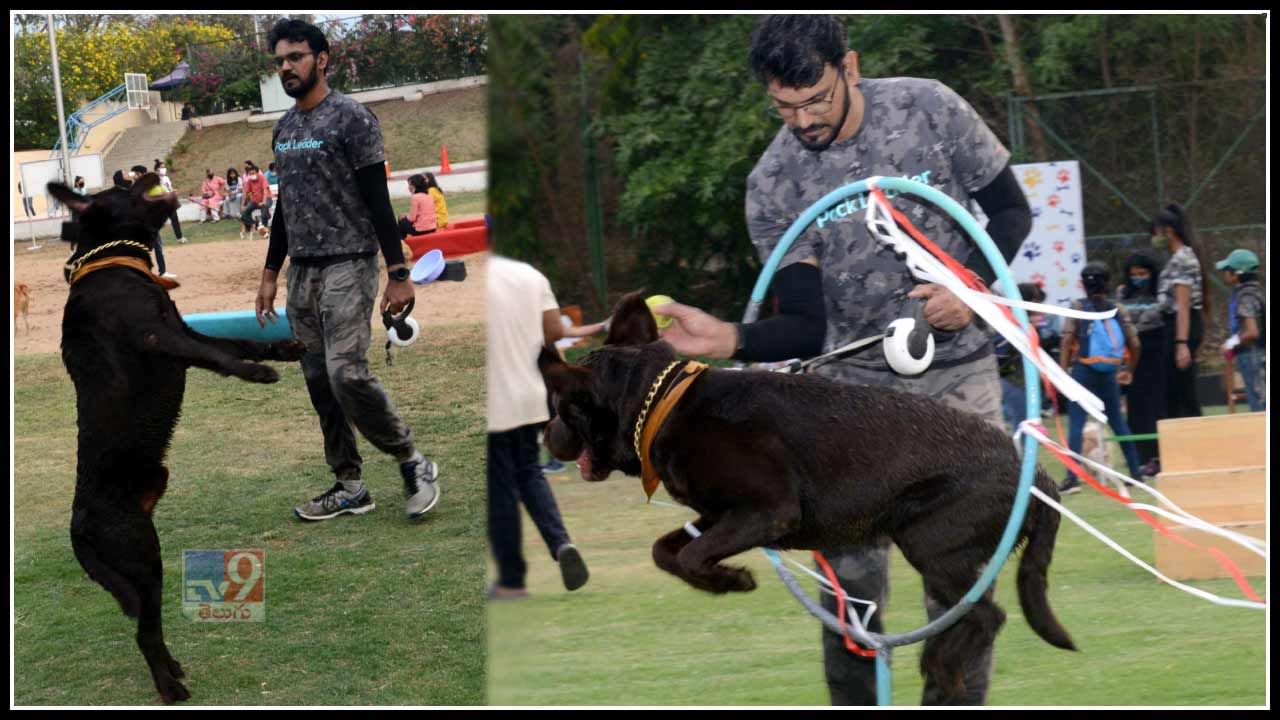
[102,122,190,178]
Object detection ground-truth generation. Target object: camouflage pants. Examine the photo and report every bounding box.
[815,353,1003,706]
[287,256,414,480]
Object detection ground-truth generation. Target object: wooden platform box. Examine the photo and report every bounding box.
[1156,412,1267,474]
[1154,466,1266,525]
[1152,521,1266,582]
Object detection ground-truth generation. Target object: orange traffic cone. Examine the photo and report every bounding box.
[440,144,452,175]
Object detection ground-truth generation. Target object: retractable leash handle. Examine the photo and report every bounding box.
[384,298,420,347]
[883,297,935,376]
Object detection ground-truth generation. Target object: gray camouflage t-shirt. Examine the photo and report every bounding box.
[747,77,1010,377]
[272,90,386,260]
[1157,245,1204,313]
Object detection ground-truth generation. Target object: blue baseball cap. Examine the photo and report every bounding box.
[1215,249,1259,273]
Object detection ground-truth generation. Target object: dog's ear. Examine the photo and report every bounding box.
[538,345,592,396]
[47,182,91,216]
[605,290,659,346]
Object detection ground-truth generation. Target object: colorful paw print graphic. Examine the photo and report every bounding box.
[1057,168,1071,184]
[1031,272,1047,287]
[1022,242,1043,262]
[1053,240,1065,253]
[1070,253,1082,264]
[1047,194,1061,208]
[1023,168,1043,189]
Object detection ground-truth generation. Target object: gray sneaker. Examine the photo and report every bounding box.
[401,453,440,519]
[294,483,375,521]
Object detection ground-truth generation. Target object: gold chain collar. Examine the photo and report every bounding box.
[64,239,153,281]
[632,360,684,460]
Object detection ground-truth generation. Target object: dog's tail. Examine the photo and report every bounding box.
[70,517,142,618]
[1016,467,1077,651]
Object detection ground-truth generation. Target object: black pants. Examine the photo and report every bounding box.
[487,425,572,589]
[152,232,167,275]
[1164,309,1203,419]
[163,208,183,241]
[398,218,434,239]
[1126,325,1167,464]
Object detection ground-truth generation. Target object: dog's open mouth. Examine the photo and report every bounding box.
[576,451,610,483]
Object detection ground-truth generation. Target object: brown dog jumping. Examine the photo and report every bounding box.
[539,292,1075,702]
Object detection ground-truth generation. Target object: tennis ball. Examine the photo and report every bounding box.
[646,294,675,329]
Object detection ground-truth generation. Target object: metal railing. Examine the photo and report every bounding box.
[51,82,128,156]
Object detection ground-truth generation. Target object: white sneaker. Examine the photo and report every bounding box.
[239,230,247,240]
[400,452,440,519]
[161,272,178,280]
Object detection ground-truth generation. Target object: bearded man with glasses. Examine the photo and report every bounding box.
[655,15,1035,705]
[255,18,441,523]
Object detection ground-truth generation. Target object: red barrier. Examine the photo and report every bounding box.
[406,223,487,259]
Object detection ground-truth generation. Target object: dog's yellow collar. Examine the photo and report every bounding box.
[634,360,708,500]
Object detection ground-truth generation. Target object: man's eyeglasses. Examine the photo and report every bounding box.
[766,71,844,120]
[273,51,313,68]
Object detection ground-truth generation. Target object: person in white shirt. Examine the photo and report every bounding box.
[153,159,187,245]
[487,222,591,599]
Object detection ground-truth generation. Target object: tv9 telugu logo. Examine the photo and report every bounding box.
[182,550,265,621]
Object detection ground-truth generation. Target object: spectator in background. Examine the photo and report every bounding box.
[1058,262,1143,493]
[1115,250,1166,476]
[181,102,201,130]
[1152,204,1208,419]
[424,172,449,229]
[73,176,87,195]
[997,282,1060,435]
[223,167,243,223]
[1217,248,1266,412]
[196,168,226,222]
[112,170,132,190]
[266,161,279,186]
[153,159,186,245]
[129,164,177,281]
[487,218,589,600]
[398,173,437,239]
[240,162,273,239]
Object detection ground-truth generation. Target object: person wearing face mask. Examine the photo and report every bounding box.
[197,168,226,222]
[241,162,273,239]
[1216,248,1266,412]
[153,159,187,245]
[1151,204,1208,419]
[223,167,243,225]
[1058,262,1143,493]
[1115,249,1166,476]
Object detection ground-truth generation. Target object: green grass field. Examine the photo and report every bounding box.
[487,415,1268,707]
[13,322,487,706]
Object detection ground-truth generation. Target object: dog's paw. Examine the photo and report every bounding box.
[702,566,757,594]
[270,339,307,362]
[238,362,280,384]
[167,657,185,679]
[157,676,191,704]
[725,567,757,593]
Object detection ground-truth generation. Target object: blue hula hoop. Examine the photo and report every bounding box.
[749,176,1040,706]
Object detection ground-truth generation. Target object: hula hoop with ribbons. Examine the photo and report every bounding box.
[746,176,1039,706]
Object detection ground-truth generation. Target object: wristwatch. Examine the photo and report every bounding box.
[388,266,411,282]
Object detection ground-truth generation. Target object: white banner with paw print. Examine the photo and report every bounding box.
[1005,161,1086,308]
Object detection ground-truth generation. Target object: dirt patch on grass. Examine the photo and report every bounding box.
[12,235,488,356]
